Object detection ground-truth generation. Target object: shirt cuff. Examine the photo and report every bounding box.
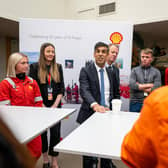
[90,102,98,108]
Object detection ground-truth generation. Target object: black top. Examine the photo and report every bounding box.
[29,62,65,107]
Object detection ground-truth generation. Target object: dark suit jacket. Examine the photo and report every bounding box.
[77,62,120,124]
[111,65,120,99]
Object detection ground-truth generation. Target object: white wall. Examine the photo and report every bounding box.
[1,0,168,25]
[2,0,168,24]
[65,0,168,24]
[0,0,66,79]
[0,0,66,21]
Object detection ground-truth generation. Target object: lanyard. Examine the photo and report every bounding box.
[48,73,51,87]
[47,73,53,100]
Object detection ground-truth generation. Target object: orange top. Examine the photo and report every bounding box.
[121,86,168,168]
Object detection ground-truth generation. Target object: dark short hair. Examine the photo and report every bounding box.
[140,48,153,56]
[94,42,109,52]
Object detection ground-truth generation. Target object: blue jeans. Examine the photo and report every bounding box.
[129,101,143,112]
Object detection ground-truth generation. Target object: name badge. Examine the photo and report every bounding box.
[144,92,148,97]
[48,87,53,100]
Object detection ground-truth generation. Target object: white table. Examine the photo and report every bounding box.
[0,106,76,143]
[54,111,139,160]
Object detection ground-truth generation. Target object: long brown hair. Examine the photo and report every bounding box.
[0,117,35,168]
[38,43,60,84]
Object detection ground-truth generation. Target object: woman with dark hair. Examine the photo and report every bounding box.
[0,117,35,168]
[0,52,43,161]
[29,43,65,168]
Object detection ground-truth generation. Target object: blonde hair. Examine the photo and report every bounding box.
[7,53,27,77]
[38,43,60,84]
[108,43,120,50]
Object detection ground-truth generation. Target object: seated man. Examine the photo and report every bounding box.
[121,86,168,168]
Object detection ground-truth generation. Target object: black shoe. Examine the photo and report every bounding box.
[100,159,117,168]
[83,156,98,168]
[43,162,50,168]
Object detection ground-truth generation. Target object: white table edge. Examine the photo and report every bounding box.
[23,108,77,143]
[54,111,139,160]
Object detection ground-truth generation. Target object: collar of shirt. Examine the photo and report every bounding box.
[141,65,151,69]
[106,62,114,70]
[94,62,106,73]
[106,62,115,67]
[106,62,111,67]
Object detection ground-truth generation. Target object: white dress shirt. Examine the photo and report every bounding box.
[93,62,110,107]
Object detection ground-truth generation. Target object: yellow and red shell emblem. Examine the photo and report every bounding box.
[28,85,33,90]
[110,32,123,44]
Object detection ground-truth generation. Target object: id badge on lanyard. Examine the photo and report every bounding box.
[144,92,148,97]
[48,73,53,100]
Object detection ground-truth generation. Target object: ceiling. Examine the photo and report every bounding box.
[0,17,168,41]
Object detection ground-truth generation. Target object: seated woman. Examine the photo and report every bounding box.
[0,117,35,168]
[0,52,43,161]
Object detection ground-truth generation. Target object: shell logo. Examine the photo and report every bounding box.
[110,32,123,44]
[28,86,33,90]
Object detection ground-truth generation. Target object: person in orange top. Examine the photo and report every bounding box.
[0,52,43,160]
[121,85,168,168]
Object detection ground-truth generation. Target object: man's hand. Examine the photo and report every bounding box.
[138,83,154,92]
[92,104,107,113]
[105,107,110,111]
[144,88,152,93]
